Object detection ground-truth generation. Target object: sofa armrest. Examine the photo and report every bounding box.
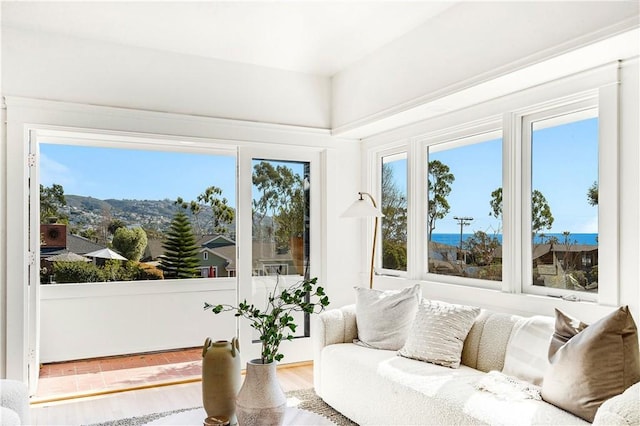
[593,382,640,425]
[313,304,357,394]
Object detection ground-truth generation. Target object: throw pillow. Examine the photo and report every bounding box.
[398,299,480,368]
[502,315,555,386]
[541,306,640,423]
[548,308,588,358]
[354,284,421,350]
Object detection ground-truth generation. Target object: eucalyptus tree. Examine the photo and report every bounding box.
[427,160,455,240]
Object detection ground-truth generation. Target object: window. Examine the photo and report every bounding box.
[366,72,617,304]
[426,133,502,283]
[381,153,407,272]
[523,106,599,296]
[38,143,236,283]
[250,158,311,341]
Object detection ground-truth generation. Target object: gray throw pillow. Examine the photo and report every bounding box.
[354,284,421,350]
[398,299,480,368]
[541,306,640,423]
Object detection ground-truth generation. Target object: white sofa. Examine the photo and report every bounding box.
[313,304,640,426]
[0,380,30,426]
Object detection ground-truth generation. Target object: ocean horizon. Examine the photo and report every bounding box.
[431,233,598,246]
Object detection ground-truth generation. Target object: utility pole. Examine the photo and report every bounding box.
[453,216,473,263]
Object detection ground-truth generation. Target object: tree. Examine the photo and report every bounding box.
[381,162,407,270]
[464,231,500,266]
[176,186,235,236]
[160,211,201,279]
[490,187,554,237]
[587,181,598,206]
[108,219,127,236]
[40,183,68,223]
[427,160,454,240]
[252,161,305,250]
[112,227,148,261]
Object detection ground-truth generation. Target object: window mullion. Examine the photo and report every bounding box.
[502,113,521,293]
[597,82,619,306]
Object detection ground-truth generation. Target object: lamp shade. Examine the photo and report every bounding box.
[341,193,384,218]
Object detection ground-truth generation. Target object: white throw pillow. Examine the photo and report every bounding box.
[502,315,555,386]
[398,299,480,368]
[354,284,421,350]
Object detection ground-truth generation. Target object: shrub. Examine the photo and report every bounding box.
[53,261,104,283]
[137,263,164,280]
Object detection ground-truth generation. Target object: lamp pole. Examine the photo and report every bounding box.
[453,216,473,262]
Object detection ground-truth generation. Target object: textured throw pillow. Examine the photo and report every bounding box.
[541,306,640,423]
[398,299,480,368]
[354,284,421,350]
[502,315,555,386]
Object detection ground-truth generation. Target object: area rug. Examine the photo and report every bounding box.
[86,388,358,426]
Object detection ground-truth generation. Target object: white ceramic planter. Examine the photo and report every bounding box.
[236,359,286,426]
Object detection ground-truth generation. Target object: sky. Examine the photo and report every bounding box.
[387,117,598,235]
[40,116,598,235]
[39,144,237,207]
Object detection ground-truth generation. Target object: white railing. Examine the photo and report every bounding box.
[39,278,237,363]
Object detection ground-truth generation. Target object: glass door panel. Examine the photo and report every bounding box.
[251,159,311,341]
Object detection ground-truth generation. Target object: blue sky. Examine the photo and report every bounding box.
[388,117,598,234]
[433,117,598,234]
[39,144,237,207]
[41,117,597,235]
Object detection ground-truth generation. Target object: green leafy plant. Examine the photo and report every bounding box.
[204,277,329,364]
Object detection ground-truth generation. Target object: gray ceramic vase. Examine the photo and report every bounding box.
[202,338,241,425]
[236,359,286,426]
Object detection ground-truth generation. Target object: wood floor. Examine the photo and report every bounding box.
[30,362,314,425]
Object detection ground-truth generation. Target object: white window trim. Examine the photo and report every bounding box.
[419,124,503,290]
[519,98,601,302]
[376,145,409,279]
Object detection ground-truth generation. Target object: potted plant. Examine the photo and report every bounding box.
[204,276,329,426]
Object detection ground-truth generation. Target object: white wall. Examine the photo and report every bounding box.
[2,27,331,129]
[332,1,639,134]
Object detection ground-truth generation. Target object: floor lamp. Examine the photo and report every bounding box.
[341,192,384,288]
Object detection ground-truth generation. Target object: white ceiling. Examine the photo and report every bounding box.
[1,1,458,76]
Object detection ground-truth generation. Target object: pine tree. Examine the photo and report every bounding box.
[160,211,200,279]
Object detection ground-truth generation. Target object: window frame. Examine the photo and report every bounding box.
[34,130,239,285]
[520,100,599,301]
[377,147,409,278]
[418,121,503,290]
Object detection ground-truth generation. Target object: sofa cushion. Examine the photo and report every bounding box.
[541,306,640,422]
[320,343,589,425]
[461,310,519,373]
[502,315,555,386]
[354,284,420,350]
[399,300,480,368]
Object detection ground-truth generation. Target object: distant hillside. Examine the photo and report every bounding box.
[63,195,234,233]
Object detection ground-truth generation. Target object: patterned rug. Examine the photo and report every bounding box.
[86,388,358,426]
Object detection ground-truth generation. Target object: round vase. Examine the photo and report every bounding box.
[236,359,286,426]
[202,338,241,425]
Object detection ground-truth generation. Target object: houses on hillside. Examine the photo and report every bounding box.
[39,221,305,282]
